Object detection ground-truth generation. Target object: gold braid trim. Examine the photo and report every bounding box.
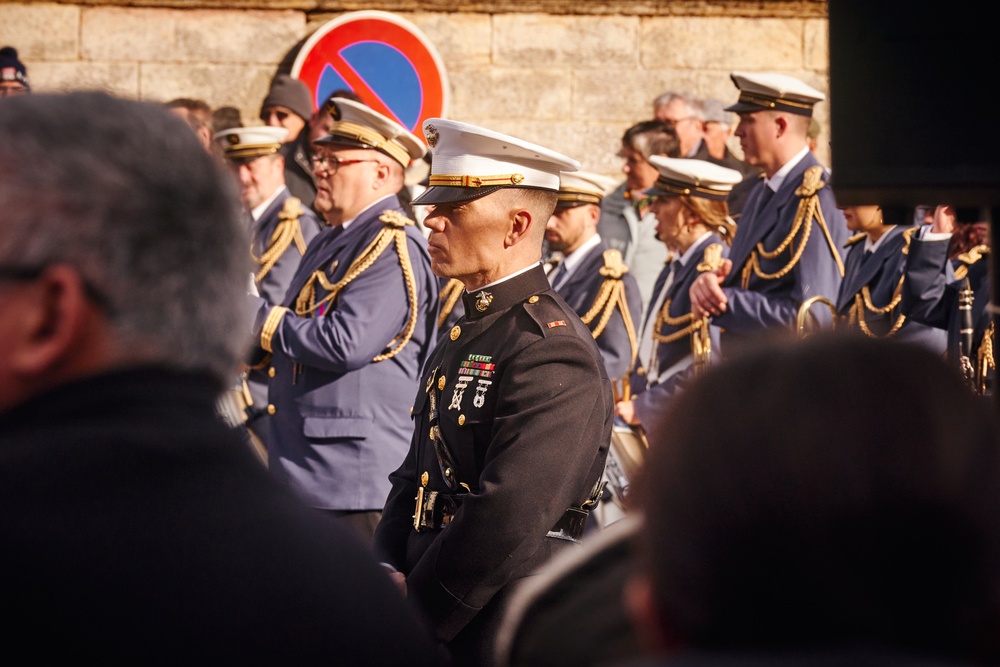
[741,166,846,289]
[294,210,420,363]
[978,321,995,395]
[260,306,290,353]
[849,274,906,338]
[437,278,466,329]
[954,244,990,280]
[580,249,639,373]
[253,197,308,283]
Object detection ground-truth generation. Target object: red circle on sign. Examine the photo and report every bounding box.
[292,11,449,144]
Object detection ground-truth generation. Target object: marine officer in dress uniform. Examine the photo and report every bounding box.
[834,205,946,352]
[545,170,642,386]
[689,72,848,347]
[251,98,438,541]
[617,157,742,431]
[372,119,614,665]
[217,125,324,449]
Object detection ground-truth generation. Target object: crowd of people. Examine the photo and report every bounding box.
[2,41,999,666]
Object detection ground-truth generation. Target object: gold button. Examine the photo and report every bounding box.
[268,367,276,378]
[266,404,276,415]
[528,295,539,304]
[444,467,452,478]
[450,325,461,341]
[421,471,429,486]
[438,376,446,390]
[458,414,466,426]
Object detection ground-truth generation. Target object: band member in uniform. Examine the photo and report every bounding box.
[217,125,323,449]
[373,119,613,664]
[545,170,642,385]
[617,157,742,431]
[902,206,993,394]
[834,205,946,352]
[689,72,848,345]
[251,99,438,541]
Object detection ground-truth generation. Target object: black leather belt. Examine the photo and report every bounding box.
[412,489,592,543]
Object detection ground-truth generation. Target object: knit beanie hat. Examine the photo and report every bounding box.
[259,74,312,122]
[0,46,30,91]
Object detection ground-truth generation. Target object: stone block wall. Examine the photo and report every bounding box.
[0,1,832,174]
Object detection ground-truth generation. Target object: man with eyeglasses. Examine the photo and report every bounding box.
[216,125,323,450]
[0,90,445,663]
[251,98,438,542]
[0,46,30,98]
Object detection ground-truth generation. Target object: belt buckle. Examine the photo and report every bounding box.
[420,491,439,530]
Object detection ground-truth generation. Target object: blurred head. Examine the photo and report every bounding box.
[259,74,313,143]
[166,98,214,154]
[628,333,1000,663]
[619,120,679,191]
[653,92,705,157]
[0,46,30,97]
[546,202,600,254]
[0,92,252,410]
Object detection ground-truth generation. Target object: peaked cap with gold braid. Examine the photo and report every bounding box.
[315,98,425,168]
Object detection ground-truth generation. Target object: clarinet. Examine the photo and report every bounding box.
[958,278,978,392]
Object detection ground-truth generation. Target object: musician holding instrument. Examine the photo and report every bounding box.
[688,72,848,344]
[902,205,993,395]
[545,170,643,385]
[834,204,946,351]
[616,157,742,430]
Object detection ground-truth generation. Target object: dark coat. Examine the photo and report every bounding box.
[256,195,439,511]
[835,226,946,352]
[902,234,989,366]
[718,152,848,344]
[279,134,317,212]
[373,265,613,664]
[554,240,643,382]
[632,233,727,427]
[246,187,323,413]
[0,367,446,664]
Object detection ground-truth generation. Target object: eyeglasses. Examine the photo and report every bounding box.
[310,154,379,174]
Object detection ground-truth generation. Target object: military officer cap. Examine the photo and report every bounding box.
[314,98,425,169]
[646,156,743,202]
[214,126,288,162]
[725,71,825,117]
[556,171,618,208]
[412,118,580,205]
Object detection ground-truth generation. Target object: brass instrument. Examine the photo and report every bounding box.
[796,295,839,338]
[606,376,649,513]
[691,315,712,375]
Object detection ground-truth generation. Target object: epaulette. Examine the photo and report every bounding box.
[379,210,415,228]
[696,243,725,272]
[599,248,629,279]
[844,233,867,248]
[279,196,303,222]
[524,293,577,337]
[794,165,827,198]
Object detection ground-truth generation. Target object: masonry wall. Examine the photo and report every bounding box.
[0,1,832,173]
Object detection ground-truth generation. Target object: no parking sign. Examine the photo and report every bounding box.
[292,11,449,144]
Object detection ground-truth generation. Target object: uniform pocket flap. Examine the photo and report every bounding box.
[303,415,373,439]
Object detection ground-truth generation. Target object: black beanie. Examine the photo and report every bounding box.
[259,74,312,121]
[0,46,30,91]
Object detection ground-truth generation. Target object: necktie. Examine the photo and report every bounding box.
[549,261,568,289]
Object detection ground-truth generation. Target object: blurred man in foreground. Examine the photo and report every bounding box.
[0,91,443,664]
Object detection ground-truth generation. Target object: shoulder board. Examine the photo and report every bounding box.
[279,196,303,221]
[523,293,579,337]
[795,165,827,198]
[379,210,415,228]
[956,244,991,266]
[599,248,629,279]
[696,243,725,272]
[844,233,867,248]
